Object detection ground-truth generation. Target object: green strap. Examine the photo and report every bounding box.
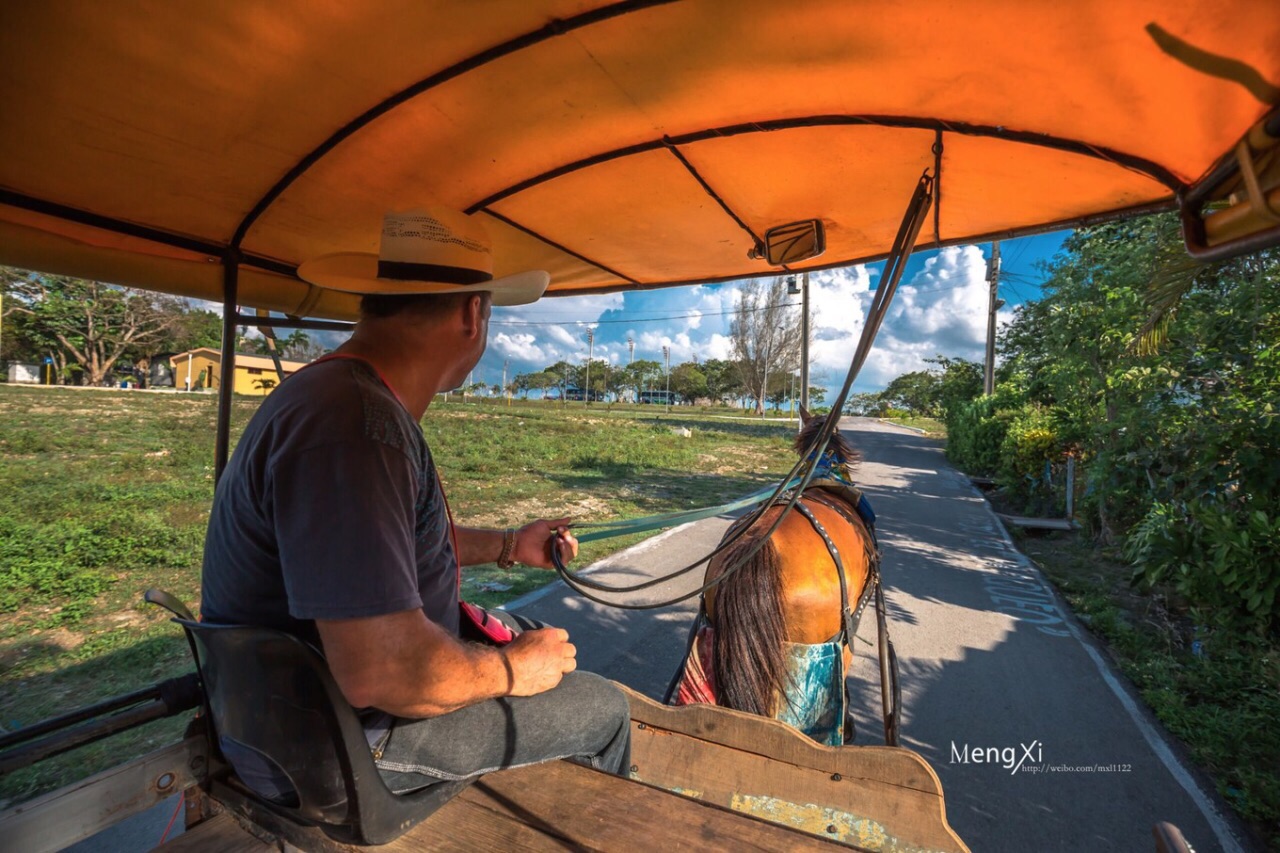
[573,478,801,543]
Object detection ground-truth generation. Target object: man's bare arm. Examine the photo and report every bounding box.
[316,609,576,718]
[454,517,578,568]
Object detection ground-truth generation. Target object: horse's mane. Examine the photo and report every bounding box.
[711,523,788,717]
[794,415,860,470]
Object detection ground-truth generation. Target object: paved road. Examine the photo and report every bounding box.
[507,418,1253,853]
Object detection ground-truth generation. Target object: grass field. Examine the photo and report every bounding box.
[0,384,798,806]
[875,415,946,438]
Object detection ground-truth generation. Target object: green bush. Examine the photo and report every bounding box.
[1128,498,1280,635]
[997,405,1062,511]
[945,391,1016,475]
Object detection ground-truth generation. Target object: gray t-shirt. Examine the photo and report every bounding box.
[201,357,459,647]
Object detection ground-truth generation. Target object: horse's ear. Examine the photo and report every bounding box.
[799,404,813,426]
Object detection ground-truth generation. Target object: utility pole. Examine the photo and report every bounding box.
[788,272,811,427]
[792,272,810,415]
[662,345,671,413]
[626,336,636,403]
[760,335,771,420]
[984,241,1003,396]
[585,328,594,405]
[502,358,509,407]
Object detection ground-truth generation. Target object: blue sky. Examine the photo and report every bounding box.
[476,230,1068,395]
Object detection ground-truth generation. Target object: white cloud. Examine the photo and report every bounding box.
[704,333,734,361]
[806,265,874,385]
[805,246,1003,389]
[490,331,552,364]
[543,325,579,348]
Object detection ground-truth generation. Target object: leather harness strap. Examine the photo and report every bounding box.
[792,492,899,746]
[795,491,880,645]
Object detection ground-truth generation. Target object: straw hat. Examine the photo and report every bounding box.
[298,208,549,306]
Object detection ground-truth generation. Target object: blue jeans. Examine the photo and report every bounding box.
[372,609,632,793]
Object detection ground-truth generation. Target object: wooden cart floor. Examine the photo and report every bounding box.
[160,759,873,852]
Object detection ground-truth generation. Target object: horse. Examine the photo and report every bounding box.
[669,408,887,745]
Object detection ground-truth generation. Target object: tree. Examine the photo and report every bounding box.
[173,308,223,352]
[582,357,611,400]
[729,279,802,414]
[511,372,533,399]
[987,215,1280,633]
[879,370,940,415]
[925,356,983,418]
[523,370,559,398]
[545,360,583,391]
[873,357,981,419]
[765,371,795,411]
[236,328,325,362]
[618,359,663,400]
[275,330,326,362]
[2,268,48,365]
[670,362,708,403]
[602,363,628,400]
[701,358,743,404]
[536,370,564,399]
[843,392,884,416]
[2,268,186,385]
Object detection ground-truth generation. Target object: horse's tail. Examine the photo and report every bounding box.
[711,528,788,717]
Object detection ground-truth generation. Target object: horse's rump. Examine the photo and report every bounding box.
[694,490,873,724]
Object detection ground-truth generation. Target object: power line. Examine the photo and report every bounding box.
[1000,270,1047,285]
[1007,239,1030,271]
[1002,281,1032,303]
[490,301,800,327]
[502,304,724,320]
[906,283,969,296]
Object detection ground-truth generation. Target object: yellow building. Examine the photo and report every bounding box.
[169,348,308,396]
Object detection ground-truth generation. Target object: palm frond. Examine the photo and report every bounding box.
[1131,256,1204,355]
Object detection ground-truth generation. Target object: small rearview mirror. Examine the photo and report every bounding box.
[751,219,826,266]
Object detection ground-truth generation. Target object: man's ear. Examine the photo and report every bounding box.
[460,293,486,338]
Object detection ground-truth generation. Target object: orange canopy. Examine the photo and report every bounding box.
[1,1,1277,319]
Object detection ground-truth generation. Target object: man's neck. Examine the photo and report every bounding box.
[336,325,448,421]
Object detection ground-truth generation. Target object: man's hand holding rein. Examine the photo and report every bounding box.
[513,517,578,570]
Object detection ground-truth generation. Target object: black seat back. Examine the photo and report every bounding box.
[171,616,469,844]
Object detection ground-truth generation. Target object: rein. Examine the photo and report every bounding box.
[567,477,804,543]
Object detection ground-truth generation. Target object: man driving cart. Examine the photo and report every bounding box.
[200,207,631,795]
